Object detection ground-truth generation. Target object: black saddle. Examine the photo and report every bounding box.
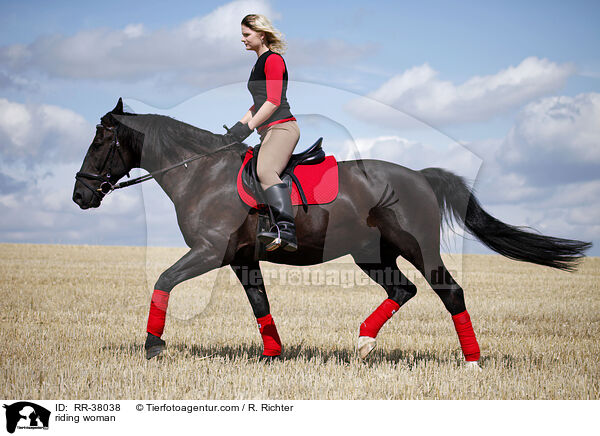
[242,137,325,210]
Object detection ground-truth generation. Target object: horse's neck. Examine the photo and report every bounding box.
[122,117,231,201]
[125,116,217,165]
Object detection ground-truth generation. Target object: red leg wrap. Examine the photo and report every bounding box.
[359,299,400,338]
[257,314,282,356]
[147,289,170,338]
[452,310,480,361]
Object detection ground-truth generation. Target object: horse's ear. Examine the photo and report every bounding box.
[112,98,124,114]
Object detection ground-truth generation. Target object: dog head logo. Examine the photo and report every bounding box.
[3,402,50,433]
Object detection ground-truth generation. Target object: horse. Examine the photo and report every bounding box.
[73,98,591,366]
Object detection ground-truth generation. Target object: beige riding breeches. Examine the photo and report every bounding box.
[257,121,300,190]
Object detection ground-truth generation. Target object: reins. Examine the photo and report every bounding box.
[107,142,238,192]
[76,123,239,198]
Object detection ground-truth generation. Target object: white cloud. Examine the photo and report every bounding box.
[123,24,145,39]
[0,98,92,164]
[0,71,36,90]
[340,92,600,255]
[0,161,148,245]
[464,92,600,202]
[0,0,369,89]
[182,0,279,40]
[0,0,273,82]
[500,92,600,176]
[347,57,575,127]
[287,38,374,67]
[345,135,482,179]
[461,93,600,252]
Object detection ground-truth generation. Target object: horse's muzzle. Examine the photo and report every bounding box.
[72,184,102,209]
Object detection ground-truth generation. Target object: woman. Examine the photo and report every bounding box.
[225,14,300,252]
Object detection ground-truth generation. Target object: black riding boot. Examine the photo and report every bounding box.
[257,183,298,252]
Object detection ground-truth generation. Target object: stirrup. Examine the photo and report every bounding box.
[258,224,297,252]
[264,225,283,252]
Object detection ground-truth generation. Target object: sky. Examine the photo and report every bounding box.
[1,0,599,256]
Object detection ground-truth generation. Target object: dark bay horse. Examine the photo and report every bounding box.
[73,99,591,366]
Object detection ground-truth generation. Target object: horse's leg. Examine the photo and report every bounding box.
[380,233,481,367]
[363,183,481,367]
[353,240,417,359]
[418,250,481,368]
[145,245,222,359]
[231,260,282,359]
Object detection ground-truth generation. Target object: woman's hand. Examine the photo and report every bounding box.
[225,121,253,142]
[226,100,278,143]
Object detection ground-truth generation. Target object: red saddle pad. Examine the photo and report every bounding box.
[237,148,339,208]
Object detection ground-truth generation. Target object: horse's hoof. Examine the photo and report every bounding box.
[465,361,482,371]
[357,336,376,359]
[259,354,282,362]
[146,344,166,360]
[145,334,166,360]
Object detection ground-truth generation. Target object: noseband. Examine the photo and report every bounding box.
[75,125,131,200]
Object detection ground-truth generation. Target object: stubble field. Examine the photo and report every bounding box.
[1,243,598,399]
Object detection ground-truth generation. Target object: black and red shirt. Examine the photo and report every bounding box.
[248,50,296,132]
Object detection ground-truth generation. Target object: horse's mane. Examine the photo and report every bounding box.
[111,113,229,160]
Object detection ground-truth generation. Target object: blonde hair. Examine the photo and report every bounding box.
[241,14,287,54]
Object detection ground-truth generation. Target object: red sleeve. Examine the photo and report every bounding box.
[264,54,285,106]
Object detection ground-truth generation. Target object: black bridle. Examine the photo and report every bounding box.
[75,123,239,200]
[75,124,131,200]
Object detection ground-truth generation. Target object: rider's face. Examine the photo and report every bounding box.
[241,25,264,52]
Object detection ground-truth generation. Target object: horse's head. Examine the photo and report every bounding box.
[72,98,138,209]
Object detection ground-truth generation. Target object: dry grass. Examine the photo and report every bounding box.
[1,243,598,399]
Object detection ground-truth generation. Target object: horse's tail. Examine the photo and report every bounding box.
[420,167,592,271]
